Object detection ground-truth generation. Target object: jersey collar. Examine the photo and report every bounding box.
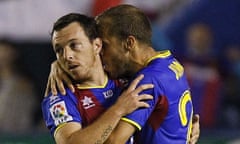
[144,50,171,66]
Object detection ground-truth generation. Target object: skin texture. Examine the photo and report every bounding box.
[94,4,199,143]
[52,22,103,84]
[48,20,154,144]
[46,5,200,143]
[190,114,200,144]
[99,35,158,143]
[46,61,200,144]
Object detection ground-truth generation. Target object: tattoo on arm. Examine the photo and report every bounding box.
[95,125,113,144]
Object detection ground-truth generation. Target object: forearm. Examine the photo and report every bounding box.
[67,105,123,144]
[104,120,136,144]
[54,74,153,144]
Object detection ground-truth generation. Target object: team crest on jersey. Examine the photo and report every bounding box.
[81,96,95,109]
[50,101,73,126]
[103,89,113,99]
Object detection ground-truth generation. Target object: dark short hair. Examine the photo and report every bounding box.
[51,13,99,42]
[96,4,152,46]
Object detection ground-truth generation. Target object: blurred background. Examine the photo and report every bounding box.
[0,0,240,143]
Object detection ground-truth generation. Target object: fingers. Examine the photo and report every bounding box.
[44,78,51,97]
[68,85,75,93]
[193,114,200,123]
[189,114,200,144]
[125,74,154,108]
[189,135,198,144]
[134,84,154,94]
[47,73,74,96]
[189,133,199,144]
[138,94,153,101]
[61,73,75,93]
[127,74,144,91]
[50,76,58,96]
[127,74,154,95]
[56,77,66,95]
[114,74,154,115]
[136,94,153,108]
[44,60,75,96]
[56,61,75,94]
[45,75,58,97]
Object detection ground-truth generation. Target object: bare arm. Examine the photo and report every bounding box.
[55,105,128,144]
[45,61,200,143]
[103,114,200,144]
[53,75,153,144]
[104,121,136,144]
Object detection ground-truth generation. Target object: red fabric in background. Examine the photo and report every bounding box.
[92,0,122,16]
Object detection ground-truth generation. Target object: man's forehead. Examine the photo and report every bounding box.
[54,23,84,36]
[52,30,72,46]
[52,23,85,43]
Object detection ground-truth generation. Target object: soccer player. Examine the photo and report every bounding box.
[96,4,193,143]
[47,5,199,144]
[42,13,154,144]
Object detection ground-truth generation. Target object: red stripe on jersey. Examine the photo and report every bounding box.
[133,96,169,144]
[74,89,105,127]
[147,96,169,131]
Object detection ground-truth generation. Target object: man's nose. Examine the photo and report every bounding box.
[63,47,73,60]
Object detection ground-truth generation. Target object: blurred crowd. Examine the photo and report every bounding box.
[0,40,38,135]
[0,0,240,138]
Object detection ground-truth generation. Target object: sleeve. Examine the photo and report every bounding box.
[121,73,163,130]
[41,89,82,136]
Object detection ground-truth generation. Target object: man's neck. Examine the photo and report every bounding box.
[75,73,107,89]
[132,46,158,71]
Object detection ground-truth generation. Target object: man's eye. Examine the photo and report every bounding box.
[55,47,62,53]
[70,43,76,48]
[70,42,82,49]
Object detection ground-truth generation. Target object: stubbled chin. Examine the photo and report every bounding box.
[68,68,81,79]
[71,74,86,82]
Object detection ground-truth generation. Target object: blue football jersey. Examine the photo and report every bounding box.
[42,78,122,136]
[122,50,193,144]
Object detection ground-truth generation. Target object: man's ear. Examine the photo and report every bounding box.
[125,35,136,51]
[93,37,102,54]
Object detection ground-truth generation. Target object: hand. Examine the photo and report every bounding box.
[44,60,75,97]
[189,114,200,144]
[114,74,154,116]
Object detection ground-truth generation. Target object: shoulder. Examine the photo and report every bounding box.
[42,89,77,109]
[41,89,81,136]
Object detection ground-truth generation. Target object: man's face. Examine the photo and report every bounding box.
[101,33,132,79]
[52,22,98,81]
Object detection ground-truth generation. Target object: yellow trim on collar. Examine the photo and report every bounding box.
[144,50,171,66]
[76,75,108,89]
[121,117,142,130]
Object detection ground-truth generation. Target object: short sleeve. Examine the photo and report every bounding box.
[41,89,82,136]
[121,73,162,130]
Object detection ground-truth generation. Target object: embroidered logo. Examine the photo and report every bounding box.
[103,89,113,99]
[81,96,95,109]
[50,101,73,126]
